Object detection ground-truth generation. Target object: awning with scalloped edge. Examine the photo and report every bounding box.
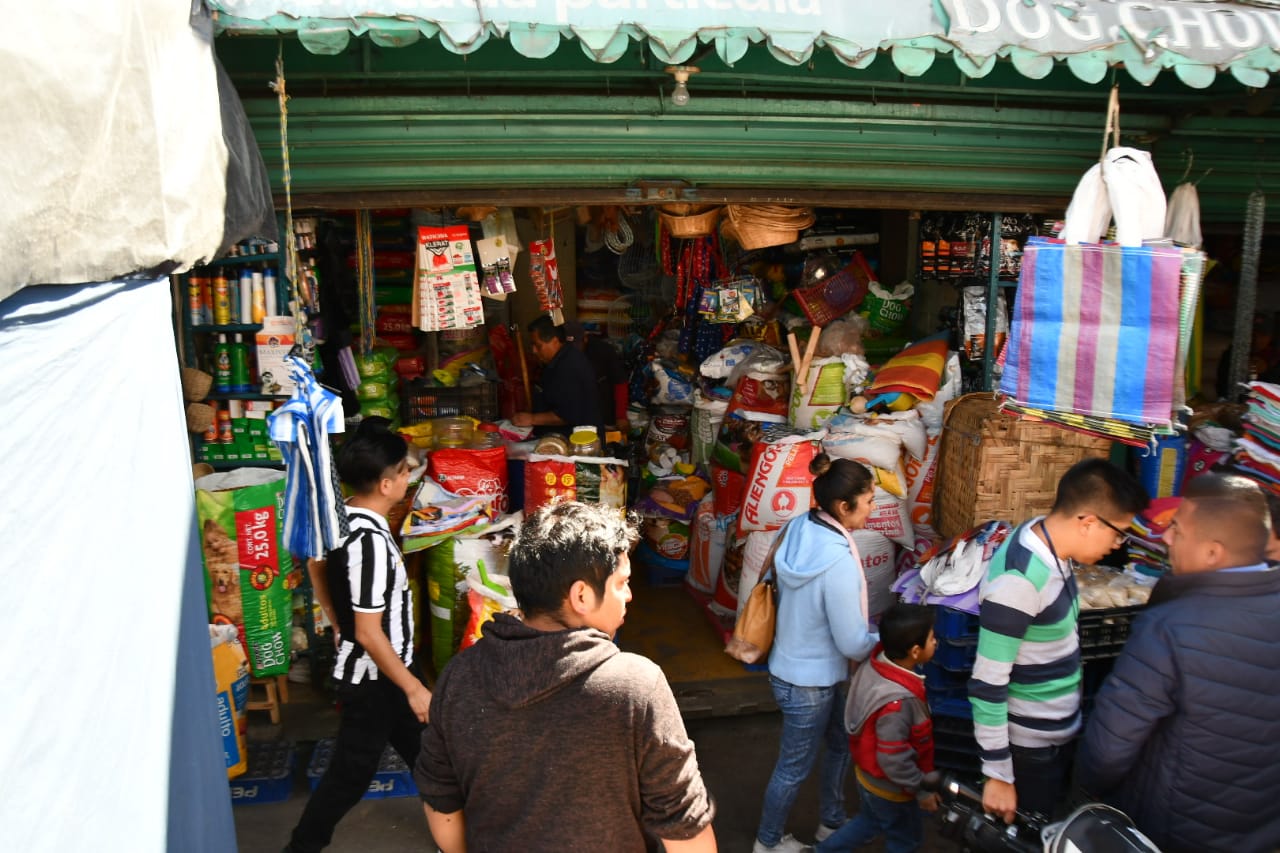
[207,0,1280,89]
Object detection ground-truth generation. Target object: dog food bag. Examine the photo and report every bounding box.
[525,454,577,514]
[195,470,294,677]
[210,624,250,779]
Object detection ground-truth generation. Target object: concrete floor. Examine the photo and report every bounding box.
[232,578,951,852]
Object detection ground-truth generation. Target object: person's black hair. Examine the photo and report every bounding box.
[1183,471,1271,558]
[336,416,408,494]
[527,315,565,344]
[507,502,637,619]
[879,602,936,661]
[1050,458,1149,518]
[809,453,873,517]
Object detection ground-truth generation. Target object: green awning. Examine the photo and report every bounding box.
[208,0,1280,88]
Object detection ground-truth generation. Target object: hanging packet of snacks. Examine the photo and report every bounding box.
[416,226,484,332]
[698,276,763,324]
[528,237,565,325]
[961,285,1008,361]
[475,236,517,300]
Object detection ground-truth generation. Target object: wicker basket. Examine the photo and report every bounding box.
[182,367,213,402]
[186,402,215,434]
[659,206,723,238]
[932,394,1113,538]
[724,204,815,250]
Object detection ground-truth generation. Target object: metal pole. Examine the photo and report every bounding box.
[983,212,1002,392]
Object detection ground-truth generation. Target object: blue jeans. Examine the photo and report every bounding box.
[756,676,850,847]
[816,782,922,853]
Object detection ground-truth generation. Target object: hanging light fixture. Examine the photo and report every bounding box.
[665,66,699,107]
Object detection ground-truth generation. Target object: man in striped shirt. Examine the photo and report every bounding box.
[287,419,430,853]
[968,459,1147,824]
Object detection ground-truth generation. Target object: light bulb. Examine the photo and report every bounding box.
[671,80,690,107]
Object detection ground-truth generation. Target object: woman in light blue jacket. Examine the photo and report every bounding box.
[753,454,879,853]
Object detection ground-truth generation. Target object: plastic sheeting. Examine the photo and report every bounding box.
[0,2,230,301]
[0,278,236,852]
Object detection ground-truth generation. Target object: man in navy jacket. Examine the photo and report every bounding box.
[1077,473,1280,853]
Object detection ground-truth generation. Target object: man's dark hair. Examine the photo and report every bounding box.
[879,602,936,661]
[1051,458,1149,518]
[508,502,637,619]
[336,416,408,494]
[1183,472,1271,559]
[527,315,565,344]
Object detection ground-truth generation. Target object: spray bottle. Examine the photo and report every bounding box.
[213,333,232,393]
[229,333,251,393]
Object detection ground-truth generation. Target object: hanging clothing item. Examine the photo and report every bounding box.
[1165,183,1203,249]
[269,353,348,558]
[1062,147,1166,248]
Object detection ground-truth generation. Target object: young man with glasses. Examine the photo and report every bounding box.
[968,459,1148,824]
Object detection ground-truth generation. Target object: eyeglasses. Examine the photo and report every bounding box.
[1081,513,1137,545]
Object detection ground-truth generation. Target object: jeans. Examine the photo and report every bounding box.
[1012,742,1072,820]
[756,676,850,847]
[816,783,922,853]
[288,674,426,852]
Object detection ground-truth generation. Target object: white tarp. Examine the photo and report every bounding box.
[0,277,235,852]
[0,2,229,301]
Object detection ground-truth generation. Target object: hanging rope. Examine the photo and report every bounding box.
[271,43,303,338]
[355,209,376,356]
[1229,189,1266,400]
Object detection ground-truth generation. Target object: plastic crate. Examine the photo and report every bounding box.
[924,662,973,719]
[307,738,417,800]
[1078,606,1140,661]
[931,637,979,672]
[935,607,981,643]
[230,739,295,806]
[634,541,690,587]
[931,713,981,775]
[400,379,499,425]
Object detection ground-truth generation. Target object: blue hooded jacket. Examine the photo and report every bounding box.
[767,511,879,687]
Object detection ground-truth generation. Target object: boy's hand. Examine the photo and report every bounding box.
[917,792,941,814]
[982,778,1018,824]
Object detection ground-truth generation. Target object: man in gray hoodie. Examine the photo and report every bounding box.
[414,502,717,853]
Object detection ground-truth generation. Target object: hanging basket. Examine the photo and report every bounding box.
[186,402,215,434]
[724,204,816,250]
[659,206,723,238]
[182,367,213,402]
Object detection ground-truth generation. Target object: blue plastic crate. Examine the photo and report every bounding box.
[924,662,972,719]
[935,607,980,643]
[230,739,295,806]
[307,738,417,800]
[931,637,978,672]
[634,541,689,587]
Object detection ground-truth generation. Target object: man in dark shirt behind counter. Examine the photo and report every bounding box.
[513,316,602,437]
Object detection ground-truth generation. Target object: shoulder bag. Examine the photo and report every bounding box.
[724,529,787,664]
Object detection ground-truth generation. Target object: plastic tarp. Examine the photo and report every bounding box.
[0,278,236,852]
[210,0,1280,89]
[0,2,231,301]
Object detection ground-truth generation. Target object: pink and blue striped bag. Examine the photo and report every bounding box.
[999,237,1183,427]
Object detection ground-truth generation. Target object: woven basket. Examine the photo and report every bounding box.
[659,206,723,238]
[724,204,816,250]
[932,394,1113,538]
[186,402,215,434]
[182,367,213,402]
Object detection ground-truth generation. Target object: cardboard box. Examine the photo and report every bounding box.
[255,316,296,396]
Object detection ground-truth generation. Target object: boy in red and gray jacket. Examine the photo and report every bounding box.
[817,603,940,853]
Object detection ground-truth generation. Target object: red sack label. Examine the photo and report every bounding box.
[429,446,508,512]
[524,457,576,514]
[738,441,817,535]
[726,371,791,420]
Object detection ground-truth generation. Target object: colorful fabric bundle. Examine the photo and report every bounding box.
[999,401,1171,448]
[865,337,949,400]
[1001,236,1185,428]
[1127,496,1180,575]
[1233,383,1280,491]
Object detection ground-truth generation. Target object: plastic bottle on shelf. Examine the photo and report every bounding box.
[264,269,278,316]
[229,334,251,393]
[217,407,233,444]
[239,269,254,324]
[213,334,232,392]
[188,276,204,326]
[212,276,232,325]
[251,271,266,323]
[203,402,220,443]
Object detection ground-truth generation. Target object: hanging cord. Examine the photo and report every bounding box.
[1099,83,1120,163]
[355,209,375,356]
[1229,190,1266,400]
[270,44,303,338]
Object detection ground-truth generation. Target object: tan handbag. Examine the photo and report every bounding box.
[724,532,785,664]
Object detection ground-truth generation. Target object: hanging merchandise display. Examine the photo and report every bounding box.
[475,234,516,299]
[415,225,484,332]
[529,224,565,323]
